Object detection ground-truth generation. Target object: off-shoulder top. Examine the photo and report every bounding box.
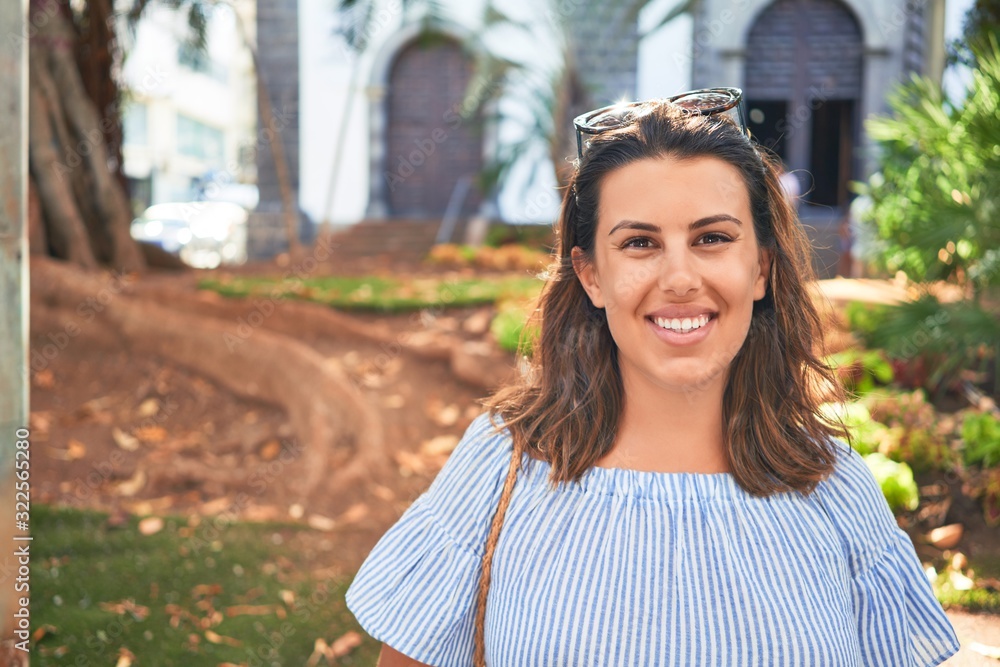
[346,411,960,666]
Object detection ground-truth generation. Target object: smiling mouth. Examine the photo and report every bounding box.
[650,313,716,333]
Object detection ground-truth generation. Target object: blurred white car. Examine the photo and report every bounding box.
[131,201,248,269]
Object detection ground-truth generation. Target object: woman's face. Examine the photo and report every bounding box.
[572,155,771,396]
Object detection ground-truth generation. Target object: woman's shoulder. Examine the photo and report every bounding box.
[808,437,903,575]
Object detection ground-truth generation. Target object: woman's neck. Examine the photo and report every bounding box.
[595,370,730,474]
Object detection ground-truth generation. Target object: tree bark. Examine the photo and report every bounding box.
[36,3,145,273]
[26,66,99,268]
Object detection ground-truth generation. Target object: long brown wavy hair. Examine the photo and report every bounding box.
[471,102,849,666]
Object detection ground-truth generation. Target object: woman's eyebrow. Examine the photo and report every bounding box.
[608,215,743,236]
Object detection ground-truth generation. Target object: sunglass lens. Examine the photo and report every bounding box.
[672,90,735,114]
[586,105,637,129]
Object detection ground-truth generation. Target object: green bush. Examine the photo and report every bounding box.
[491,298,539,356]
[485,223,555,250]
[845,296,999,396]
[864,453,920,513]
[963,411,1000,468]
[822,401,886,456]
[855,37,1000,295]
[865,389,958,474]
[826,347,894,396]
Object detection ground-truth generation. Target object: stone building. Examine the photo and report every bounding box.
[691,0,946,274]
[252,0,948,272]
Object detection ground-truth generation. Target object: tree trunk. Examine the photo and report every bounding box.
[27,63,99,268]
[28,0,146,273]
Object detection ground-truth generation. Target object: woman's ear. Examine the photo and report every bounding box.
[754,248,773,301]
[571,246,605,309]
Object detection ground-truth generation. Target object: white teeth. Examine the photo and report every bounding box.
[654,314,711,332]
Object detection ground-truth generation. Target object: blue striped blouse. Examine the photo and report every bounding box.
[346,412,961,666]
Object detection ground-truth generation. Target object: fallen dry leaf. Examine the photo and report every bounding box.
[191,584,223,598]
[33,369,55,389]
[67,438,87,459]
[112,427,141,451]
[138,516,163,536]
[49,439,88,461]
[432,403,461,427]
[137,398,160,417]
[242,505,281,522]
[420,435,460,457]
[329,631,363,657]
[306,639,330,667]
[372,485,395,502]
[383,394,405,409]
[76,396,115,424]
[99,599,150,621]
[134,425,167,443]
[204,630,242,647]
[462,309,492,335]
[29,411,52,439]
[225,604,278,617]
[394,450,426,476]
[32,624,57,641]
[199,496,234,516]
[115,469,146,497]
[258,439,282,461]
[115,647,136,667]
[307,514,337,532]
[337,503,369,525]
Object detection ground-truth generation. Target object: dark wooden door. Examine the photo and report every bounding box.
[385,37,483,218]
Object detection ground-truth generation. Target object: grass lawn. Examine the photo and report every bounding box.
[30,504,379,666]
[30,503,997,665]
[198,274,544,312]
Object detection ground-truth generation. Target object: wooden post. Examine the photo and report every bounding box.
[0,0,31,662]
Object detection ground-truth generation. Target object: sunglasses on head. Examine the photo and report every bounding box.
[572,87,748,160]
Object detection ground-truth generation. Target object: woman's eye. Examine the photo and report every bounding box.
[621,236,654,249]
[698,232,732,245]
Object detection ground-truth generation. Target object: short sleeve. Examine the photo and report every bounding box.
[345,411,514,667]
[814,439,961,666]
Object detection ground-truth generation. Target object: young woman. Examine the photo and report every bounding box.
[346,89,961,666]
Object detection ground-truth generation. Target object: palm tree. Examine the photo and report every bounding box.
[466,0,696,198]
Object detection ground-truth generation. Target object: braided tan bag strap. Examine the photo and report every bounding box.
[472,434,524,667]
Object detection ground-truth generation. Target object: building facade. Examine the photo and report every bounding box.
[254,0,948,269]
[121,2,258,217]
[690,0,946,274]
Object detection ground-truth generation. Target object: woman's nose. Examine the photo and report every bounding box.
[657,248,701,296]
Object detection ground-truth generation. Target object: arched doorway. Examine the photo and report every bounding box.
[744,0,863,210]
[383,35,483,218]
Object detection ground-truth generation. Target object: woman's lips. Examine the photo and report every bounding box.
[646,313,716,346]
